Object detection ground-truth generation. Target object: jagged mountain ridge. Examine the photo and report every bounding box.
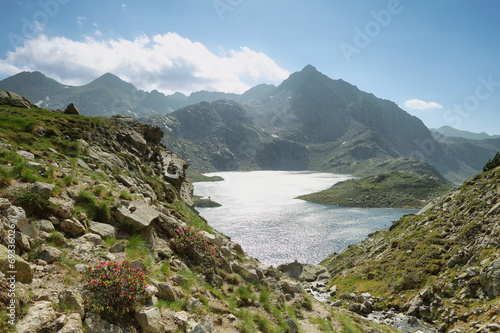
[2,67,500,181]
[0,71,275,118]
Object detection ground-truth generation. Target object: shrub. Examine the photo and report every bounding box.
[483,152,500,172]
[14,190,52,218]
[83,260,148,324]
[173,226,223,276]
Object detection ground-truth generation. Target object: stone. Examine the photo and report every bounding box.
[16,301,57,333]
[31,182,55,197]
[115,173,136,187]
[34,219,55,233]
[64,103,79,115]
[228,242,245,255]
[203,232,223,247]
[280,280,298,293]
[38,245,63,264]
[59,218,85,236]
[50,199,75,219]
[108,242,126,253]
[15,232,31,251]
[0,244,33,283]
[156,282,177,300]
[17,150,35,160]
[480,258,500,299]
[0,90,38,108]
[115,200,160,230]
[80,233,103,245]
[89,222,116,238]
[5,205,38,238]
[134,307,164,333]
[278,260,303,279]
[300,264,328,282]
[84,313,124,333]
[59,289,85,317]
[58,313,84,333]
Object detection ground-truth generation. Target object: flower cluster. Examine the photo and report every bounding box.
[82,260,148,323]
[174,226,223,275]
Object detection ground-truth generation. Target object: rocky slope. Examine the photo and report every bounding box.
[0,94,400,332]
[321,162,500,332]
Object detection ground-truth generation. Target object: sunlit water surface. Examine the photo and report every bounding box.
[194,171,417,266]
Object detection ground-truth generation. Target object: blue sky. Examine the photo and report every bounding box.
[0,0,499,135]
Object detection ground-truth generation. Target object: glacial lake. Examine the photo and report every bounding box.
[194,171,417,267]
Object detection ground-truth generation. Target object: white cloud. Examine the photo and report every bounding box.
[403,99,443,110]
[76,16,86,28]
[0,33,289,94]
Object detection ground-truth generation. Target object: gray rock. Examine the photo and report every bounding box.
[84,313,124,333]
[59,290,85,317]
[0,244,33,283]
[480,258,500,298]
[16,301,57,333]
[17,150,35,160]
[6,205,38,238]
[0,90,38,108]
[156,282,177,300]
[58,313,84,333]
[278,260,303,279]
[38,245,63,264]
[115,200,160,230]
[80,233,103,245]
[89,222,116,238]
[15,231,31,251]
[59,218,85,236]
[108,242,126,253]
[31,182,55,197]
[34,219,55,233]
[300,264,328,282]
[64,103,79,115]
[280,280,298,293]
[134,307,164,333]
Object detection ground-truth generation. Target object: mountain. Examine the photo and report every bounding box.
[143,65,500,181]
[0,71,275,118]
[321,161,500,332]
[2,68,499,181]
[431,125,500,140]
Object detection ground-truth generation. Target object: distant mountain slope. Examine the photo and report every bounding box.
[0,71,275,118]
[431,125,500,140]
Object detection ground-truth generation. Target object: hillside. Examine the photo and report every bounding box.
[297,171,453,209]
[0,93,399,332]
[321,162,500,332]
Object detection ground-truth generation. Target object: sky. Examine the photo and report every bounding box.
[0,0,499,135]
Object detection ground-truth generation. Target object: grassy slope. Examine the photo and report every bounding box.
[297,171,453,209]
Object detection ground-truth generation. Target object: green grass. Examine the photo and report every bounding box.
[75,190,111,223]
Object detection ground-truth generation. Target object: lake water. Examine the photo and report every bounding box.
[194,171,417,267]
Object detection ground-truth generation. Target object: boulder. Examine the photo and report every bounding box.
[278,260,303,279]
[31,182,55,197]
[115,200,160,230]
[64,103,79,115]
[300,264,330,282]
[34,219,55,233]
[108,242,126,253]
[16,301,57,333]
[80,233,103,245]
[0,244,33,283]
[59,218,85,236]
[59,290,85,318]
[89,221,116,238]
[58,313,84,333]
[156,282,177,300]
[5,205,37,239]
[134,307,164,333]
[480,258,500,298]
[0,90,38,108]
[84,313,124,333]
[38,245,63,264]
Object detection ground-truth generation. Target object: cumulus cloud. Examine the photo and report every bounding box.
[403,99,443,110]
[0,32,289,94]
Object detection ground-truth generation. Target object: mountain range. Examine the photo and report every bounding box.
[1,66,500,182]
